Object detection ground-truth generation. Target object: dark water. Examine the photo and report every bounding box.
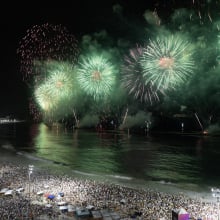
[1,122,220,197]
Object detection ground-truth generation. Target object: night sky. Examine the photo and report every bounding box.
[0,1,212,120]
[0,1,152,118]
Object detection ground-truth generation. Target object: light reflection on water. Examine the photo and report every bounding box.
[1,122,220,196]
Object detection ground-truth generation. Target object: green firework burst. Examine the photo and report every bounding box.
[76,55,117,100]
[35,83,57,111]
[34,61,77,112]
[140,34,195,92]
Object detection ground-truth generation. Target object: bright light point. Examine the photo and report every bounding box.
[92,71,101,81]
[159,57,174,69]
[203,130,208,135]
[56,80,63,88]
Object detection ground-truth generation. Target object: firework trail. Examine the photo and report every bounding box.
[140,34,195,93]
[122,107,128,125]
[17,23,79,85]
[121,46,160,104]
[76,55,117,101]
[194,112,204,131]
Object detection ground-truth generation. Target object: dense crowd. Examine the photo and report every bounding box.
[0,162,219,220]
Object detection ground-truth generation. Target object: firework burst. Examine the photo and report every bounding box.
[46,61,77,100]
[35,83,57,111]
[34,61,78,121]
[17,23,79,85]
[140,34,195,92]
[76,55,117,101]
[121,46,160,104]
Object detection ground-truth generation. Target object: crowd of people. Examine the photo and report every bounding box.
[0,161,219,220]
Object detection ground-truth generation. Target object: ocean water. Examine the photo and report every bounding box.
[0,122,220,200]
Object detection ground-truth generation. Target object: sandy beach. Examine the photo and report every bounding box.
[0,156,219,220]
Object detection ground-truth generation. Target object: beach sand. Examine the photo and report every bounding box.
[0,151,219,220]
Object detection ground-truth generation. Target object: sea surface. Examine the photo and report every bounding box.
[0,122,220,200]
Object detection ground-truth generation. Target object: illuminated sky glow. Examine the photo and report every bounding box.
[7,1,220,127]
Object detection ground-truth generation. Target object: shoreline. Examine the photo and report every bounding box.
[1,149,216,201]
[0,155,219,219]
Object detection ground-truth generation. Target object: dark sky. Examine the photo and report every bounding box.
[0,0,192,118]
